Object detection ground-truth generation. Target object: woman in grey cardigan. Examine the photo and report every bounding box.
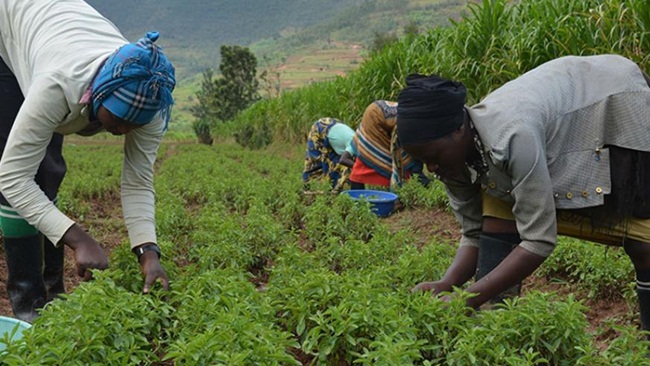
[0,0,175,322]
[399,55,650,334]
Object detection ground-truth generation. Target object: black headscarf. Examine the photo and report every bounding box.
[396,74,467,147]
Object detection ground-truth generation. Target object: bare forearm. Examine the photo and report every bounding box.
[339,151,355,168]
[441,246,478,287]
[61,223,94,249]
[465,246,545,308]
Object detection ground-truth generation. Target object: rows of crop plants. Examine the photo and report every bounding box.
[0,141,645,365]
[230,0,649,148]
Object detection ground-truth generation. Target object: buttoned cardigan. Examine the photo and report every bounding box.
[448,55,650,257]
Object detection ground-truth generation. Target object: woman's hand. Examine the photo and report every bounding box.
[410,280,453,296]
[138,251,169,293]
[60,224,109,280]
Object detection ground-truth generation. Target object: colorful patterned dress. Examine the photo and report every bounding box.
[302,117,351,191]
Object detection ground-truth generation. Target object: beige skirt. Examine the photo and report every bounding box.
[483,193,650,246]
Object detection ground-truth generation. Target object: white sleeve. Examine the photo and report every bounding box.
[121,115,163,248]
[0,76,75,244]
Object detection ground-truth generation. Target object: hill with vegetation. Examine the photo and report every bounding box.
[86,0,467,134]
[229,0,650,148]
[85,0,377,79]
[249,0,466,92]
[87,0,466,80]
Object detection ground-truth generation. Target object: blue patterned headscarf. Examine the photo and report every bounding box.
[92,31,176,128]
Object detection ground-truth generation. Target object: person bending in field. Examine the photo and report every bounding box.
[0,0,175,322]
[349,100,430,191]
[302,117,356,192]
[400,55,650,335]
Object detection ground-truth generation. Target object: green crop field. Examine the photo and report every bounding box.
[0,139,647,365]
[2,0,650,363]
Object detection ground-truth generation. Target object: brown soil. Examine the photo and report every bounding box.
[384,206,640,344]
[0,185,636,344]
[0,191,125,318]
[385,205,461,247]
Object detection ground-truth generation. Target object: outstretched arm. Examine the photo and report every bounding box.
[339,151,355,168]
[412,245,478,294]
[465,246,545,308]
[123,117,169,292]
[132,242,169,293]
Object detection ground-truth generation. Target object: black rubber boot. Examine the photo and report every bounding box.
[476,232,522,304]
[637,288,650,340]
[622,239,650,339]
[4,235,46,323]
[43,237,65,302]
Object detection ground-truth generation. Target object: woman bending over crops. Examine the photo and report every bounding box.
[302,117,356,192]
[0,0,174,322]
[349,100,430,191]
[400,55,650,335]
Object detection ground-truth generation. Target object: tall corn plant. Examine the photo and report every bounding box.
[628,0,650,62]
[230,0,650,148]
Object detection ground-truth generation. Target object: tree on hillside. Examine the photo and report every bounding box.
[191,45,260,144]
[258,54,283,99]
[369,30,398,54]
[403,20,420,38]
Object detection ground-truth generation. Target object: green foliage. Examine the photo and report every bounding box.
[58,144,122,215]
[218,45,260,120]
[594,325,650,365]
[192,45,260,121]
[303,193,381,248]
[22,139,645,363]
[0,273,173,365]
[192,119,214,145]
[369,30,399,54]
[396,178,449,209]
[163,269,299,365]
[232,0,650,147]
[233,118,272,149]
[447,293,595,365]
[537,237,634,299]
[191,45,260,144]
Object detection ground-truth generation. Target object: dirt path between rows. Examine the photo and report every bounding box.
[383,206,637,347]
[0,143,636,346]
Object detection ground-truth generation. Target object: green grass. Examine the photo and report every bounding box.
[3,140,648,364]
[229,0,650,149]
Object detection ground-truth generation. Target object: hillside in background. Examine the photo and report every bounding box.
[251,0,466,92]
[87,0,465,79]
[251,0,465,60]
[87,0,364,79]
[85,0,466,133]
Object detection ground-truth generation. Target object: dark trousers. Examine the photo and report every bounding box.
[0,58,66,204]
[0,58,67,322]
